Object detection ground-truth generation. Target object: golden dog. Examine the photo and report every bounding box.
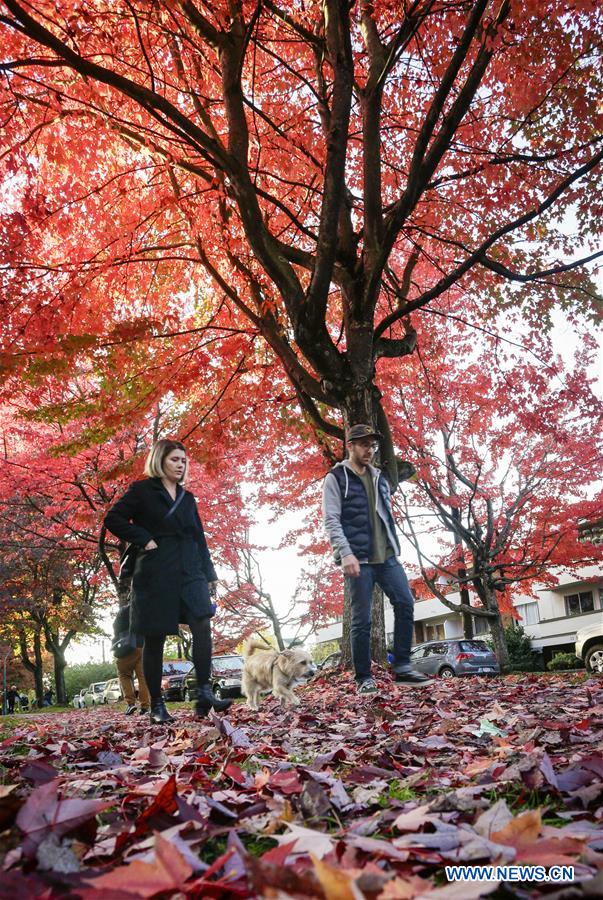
[241,641,316,710]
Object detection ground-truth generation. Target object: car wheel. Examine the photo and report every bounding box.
[585,644,603,674]
[214,685,224,700]
[184,689,191,702]
[439,666,455,679]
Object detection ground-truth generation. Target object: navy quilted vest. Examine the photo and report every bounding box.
[331,466,397,561]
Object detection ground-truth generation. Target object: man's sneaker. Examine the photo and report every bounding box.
[357,677,377,695]
[124,704,137,715]
[393,669,433,685]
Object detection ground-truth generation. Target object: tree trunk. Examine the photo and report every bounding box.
[19,627,45,707]
[265,598,286,650]
[370,586,386,665]
[450,509,473,639]
[340,579,353,669]
[179,628,193,661]
[273,618,286,651]
[52,650,67,705]
[340,581,386,670]
[484,594,510,672]
[44,627,76,705]
[462,609,474,640]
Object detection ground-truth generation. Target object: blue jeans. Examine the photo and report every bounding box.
[346,557,415,681]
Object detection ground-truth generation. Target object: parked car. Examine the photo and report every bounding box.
[317,651,341,671]
[575,623,603,673]
[73,688,87,709]
[161,661,194,701]
[103,678,123,704]
[83,681,108,707]
[410,639,500,678]
[182,654,244,702]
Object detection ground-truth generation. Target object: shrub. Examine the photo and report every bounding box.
[504,623,538,671]
[546,652,582,671]
[61,662,117,701]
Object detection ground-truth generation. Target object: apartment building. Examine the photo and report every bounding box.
[312,565,602,666]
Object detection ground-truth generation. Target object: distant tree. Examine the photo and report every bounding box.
[389,324,602,671]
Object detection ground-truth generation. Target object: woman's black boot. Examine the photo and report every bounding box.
[149,699,174,725]
[194,684,233,718]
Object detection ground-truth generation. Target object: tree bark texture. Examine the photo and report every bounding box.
[340,580,387,671]
[18,627,45,707]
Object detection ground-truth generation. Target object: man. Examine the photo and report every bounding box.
[112,603,151,715]
[322,423,431,694]
[6,685,19,714]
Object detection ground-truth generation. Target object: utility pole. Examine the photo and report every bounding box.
[2,650,12,716]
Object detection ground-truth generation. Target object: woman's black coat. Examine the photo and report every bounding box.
[104,478,217,636]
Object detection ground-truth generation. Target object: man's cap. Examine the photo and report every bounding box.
[346,423,382,442]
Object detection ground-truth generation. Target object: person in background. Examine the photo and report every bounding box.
[112,602,150,715]
[6,685,19,714]
[322,423,431,694]
[104,439,232,724]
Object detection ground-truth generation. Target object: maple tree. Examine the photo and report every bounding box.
[383,321,603,669]
[0,513,103,704]
[0,0,600,479]
[217,540,339,650]
[0,0,601,675]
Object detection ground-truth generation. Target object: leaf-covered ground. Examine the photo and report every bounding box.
[1,670,602,899]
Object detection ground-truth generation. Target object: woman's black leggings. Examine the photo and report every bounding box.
[143,616,212,702]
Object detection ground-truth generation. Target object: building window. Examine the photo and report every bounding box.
[516,602,540,626]
[564,591,595,616]
[425,623,445,641]
[473,615,490,635]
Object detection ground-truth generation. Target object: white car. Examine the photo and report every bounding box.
[575,624,603,674]
[73,688,87,709]
[83,682,107,707]
[102,679,123,704]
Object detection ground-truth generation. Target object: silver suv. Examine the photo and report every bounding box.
[575,624,603,673]
[410,638,500,678]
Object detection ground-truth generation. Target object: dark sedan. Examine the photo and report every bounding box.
[161,660,194,701]
[409,638,499,678]
[183,654,244,701]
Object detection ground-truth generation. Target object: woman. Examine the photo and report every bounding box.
[104,439,232,724]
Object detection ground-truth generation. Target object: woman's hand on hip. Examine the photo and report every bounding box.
[144,539,158,551]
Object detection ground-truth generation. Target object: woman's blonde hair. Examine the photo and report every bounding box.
[144,439,187,481]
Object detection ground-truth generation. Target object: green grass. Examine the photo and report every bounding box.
[484,784,566,825]
[199,835,229,863]
[240,834,278,857]
[198,832,278,864]
[378,779,418,807]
